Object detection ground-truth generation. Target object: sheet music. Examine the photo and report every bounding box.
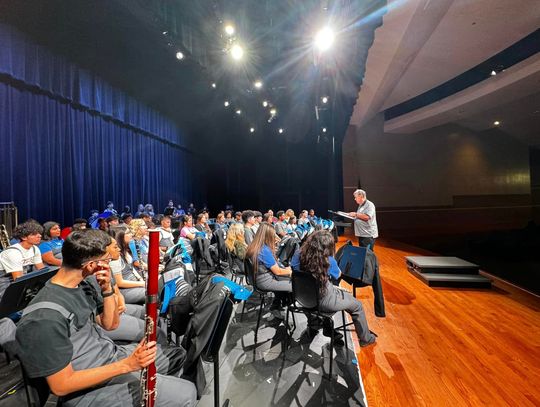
[328,210,356,220]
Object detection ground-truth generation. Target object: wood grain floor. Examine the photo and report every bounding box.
[337,236,540,407]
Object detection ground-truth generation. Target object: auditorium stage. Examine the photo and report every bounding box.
[1,237,539,406]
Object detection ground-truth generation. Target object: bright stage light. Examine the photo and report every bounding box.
[322,96,328,104]
[225,25,235,36]
[314,27,335,52]
[322,127,327,133]
[230,44,244,60]
[270,108,277,116]
[236,109,242,115]
[278,128,284,134]
[494,120,500,126]
[212,83,216,88]
[250,127,255,133]
[224,101,230,107]
[491,70,497,76]
[254,80,263,89]
[262,101,268,107]
[176,51,184,60]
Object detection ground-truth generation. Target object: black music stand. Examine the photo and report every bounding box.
[0,268,57,319]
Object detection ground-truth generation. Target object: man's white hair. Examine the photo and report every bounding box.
[353,189,366,198]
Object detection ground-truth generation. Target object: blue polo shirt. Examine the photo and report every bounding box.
[258,245,276,269]
[38,238,64,254]
[290,250,341,280]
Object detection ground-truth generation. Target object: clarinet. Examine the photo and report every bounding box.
[140,230,159,407]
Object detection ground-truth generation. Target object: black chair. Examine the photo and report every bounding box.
[286,271,353,379]
[200,290,234,407]
[228,252,245,285]
[242,258,271,343]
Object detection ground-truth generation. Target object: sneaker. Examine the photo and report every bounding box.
[360,333,377,347]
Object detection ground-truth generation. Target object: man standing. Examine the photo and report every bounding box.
[349,189,378,249]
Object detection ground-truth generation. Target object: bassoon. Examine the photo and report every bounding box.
[141,230,159,407]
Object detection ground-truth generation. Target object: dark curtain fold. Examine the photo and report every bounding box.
[0,23,196,225]
[0,82,194,225]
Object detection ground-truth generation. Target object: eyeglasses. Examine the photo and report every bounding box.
[81,256,113,268]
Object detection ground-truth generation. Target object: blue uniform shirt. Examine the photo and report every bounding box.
[258,245,276,269]
[290,250,341,280]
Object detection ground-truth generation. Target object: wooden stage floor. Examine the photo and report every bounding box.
[338,236,540,406]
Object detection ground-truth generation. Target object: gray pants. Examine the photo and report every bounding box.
[319,284,372,344]
[255,271,292,293]
[120,287,145,305]
[62,344,196,407]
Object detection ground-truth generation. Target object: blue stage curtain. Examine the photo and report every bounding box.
[0,24,195,225]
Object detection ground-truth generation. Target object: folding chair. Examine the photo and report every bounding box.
[242,258,271,343]
[286,271,353,379]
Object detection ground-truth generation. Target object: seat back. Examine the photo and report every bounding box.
[243,258,256,287]
[291,271,320,310]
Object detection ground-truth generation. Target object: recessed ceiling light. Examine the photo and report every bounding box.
[322,127,327,133]
[211,83,216,88]
[322,96,329,104]
[230,44,244,60]
[224,25,235,36]
[491,70,497,76]
[254,80,263,89]
[176,51,184,60]
[270,108,277,116]
[236,109,242,115]
[493,120,500,126]
[224,101,230,107]
[314,27,335,52]
[250,127,255,133]
[278,128,284,134]
[262,101,268,107]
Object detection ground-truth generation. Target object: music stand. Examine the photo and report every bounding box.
[0,268,57,318]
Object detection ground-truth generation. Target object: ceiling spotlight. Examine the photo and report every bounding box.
[211,83,216,88]
[250,127,255,133]
[236,109,242,115]
[491,70,497,76]
[176,51,184,60]
[314,27,335,52]
[224,101,230,107]
[322,96,329,104]
[230,44,244,60]
[278,128,284,134]
[322,127,327,133]
[270,108,277,116]
[254,80,263,89]
[224,24,235,36]
[493,120,500,126]
[162,31,168,35]
[262,101,269,107]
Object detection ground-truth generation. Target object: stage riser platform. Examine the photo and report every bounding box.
[405,256,491,288]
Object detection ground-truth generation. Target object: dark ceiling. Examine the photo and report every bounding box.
[0,0,385,211]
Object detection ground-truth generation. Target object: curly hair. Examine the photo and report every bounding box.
[299,230,335,297]
[225,223,245,252]
[12,220,44,240]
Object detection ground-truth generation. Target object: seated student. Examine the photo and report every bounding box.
[164,200,176,217]
[61,218,88,240]
[121,213,133,226]
[104,200,118,215]
[134,204,145,219]
[15,229,196,406]
[233,211,243,224]
[108,227,145,305]
[294,230,376,347]
[106,215,120,230]
[225,223,247,261]
[39,221,64,267]
[0,220,45,300]
[158,215,175,253]
[194,213,211,238]
[274,211,288,238]
[180,215,198,241]
[174,204,186,217]
[129,219,149,266]
[252,211,263,234]
[246,222,292,317]
[224,210,233,224]
[242,210,256,245]
[214,212,228,231]
[298,210,310,226]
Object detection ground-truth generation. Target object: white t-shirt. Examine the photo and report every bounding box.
[0,243,43,274]
[354,199,379,238]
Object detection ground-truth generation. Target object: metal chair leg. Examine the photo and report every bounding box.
[342,311,348,350]
[255,295,265,343]
[328,317,334,380]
